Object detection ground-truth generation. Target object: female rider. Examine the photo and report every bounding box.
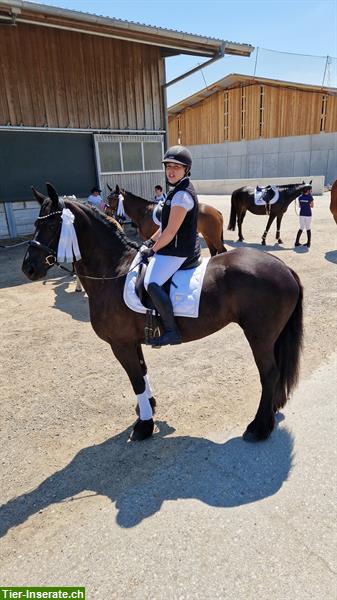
[141,146,200,347]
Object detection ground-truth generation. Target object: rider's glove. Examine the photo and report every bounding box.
[143,238,155,248]
[139,245,155,259]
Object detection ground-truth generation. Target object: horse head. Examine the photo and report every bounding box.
[106,184,125,218]
[22,183,66,281]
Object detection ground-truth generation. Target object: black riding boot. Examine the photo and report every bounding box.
[147,283,182,347]
[294,229,303,246]
[305,230,311,248]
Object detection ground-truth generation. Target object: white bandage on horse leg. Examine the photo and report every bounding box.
[143,374,154,399]
[137,390,153,420]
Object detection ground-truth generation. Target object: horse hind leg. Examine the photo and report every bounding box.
[243,338,280,442]
[203,236,218,256]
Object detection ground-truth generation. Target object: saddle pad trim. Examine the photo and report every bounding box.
[123,254,210,318]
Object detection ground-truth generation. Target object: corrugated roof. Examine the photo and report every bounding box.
[168,73,337,113]
[0,1,254,58]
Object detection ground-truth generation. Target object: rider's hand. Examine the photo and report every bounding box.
[139,245,154,259]
[143,238,155,248]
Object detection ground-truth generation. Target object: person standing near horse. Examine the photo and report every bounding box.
[294,185,314,248]
[87,186,105,211]
[153,184,167,203]
[140,146,200,347]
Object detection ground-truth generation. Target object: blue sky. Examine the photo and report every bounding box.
[40,0,337,104]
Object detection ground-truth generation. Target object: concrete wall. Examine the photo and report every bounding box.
[192,176,324,196]
[189,132,337,186]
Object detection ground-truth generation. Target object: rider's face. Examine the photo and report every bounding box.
[165,163,186,185]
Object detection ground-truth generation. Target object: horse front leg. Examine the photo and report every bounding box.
[111,344,154,441]
[261,214,275,245]
[135,343,157,416]
[276,214,283,244]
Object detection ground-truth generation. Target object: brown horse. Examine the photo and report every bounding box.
[106,184,226,256]
[228,182,312,244]
[330,179,337,225]
[22,183,303,444]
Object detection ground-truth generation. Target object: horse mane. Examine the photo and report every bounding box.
[70,200,140,251]
[124,190,154,205]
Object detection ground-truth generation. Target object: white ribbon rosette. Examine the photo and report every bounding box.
[57,208,81,263]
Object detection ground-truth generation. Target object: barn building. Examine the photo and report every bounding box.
[0,0,253,238]
[168,74,337,187]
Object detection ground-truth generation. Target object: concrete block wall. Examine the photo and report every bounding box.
[189,132,337,186]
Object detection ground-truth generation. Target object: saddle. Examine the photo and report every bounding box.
[135,255,202,310]
[254,185,279,215]
[135,256,201,345]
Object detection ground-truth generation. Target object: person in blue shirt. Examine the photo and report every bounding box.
[87,186,105,211]
[294,186,314,248]
[153,184,167,204]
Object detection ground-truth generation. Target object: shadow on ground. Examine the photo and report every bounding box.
[223,239,292,252]
[325,250,337,264]
[48,277,90,322]
[0,419,293,536]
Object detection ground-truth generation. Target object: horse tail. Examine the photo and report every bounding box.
[227,193,237,231]
[274,269,303,410]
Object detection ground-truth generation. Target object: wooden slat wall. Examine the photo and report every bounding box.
[0,23,164,130]
[168,83,337,144]
[325,95,337,132]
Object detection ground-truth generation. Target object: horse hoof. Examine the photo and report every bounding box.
[261,240,266,246]
[135,396,156,416]
[243,429,262,443]
[278,239,283,245]
[129,418,154,441]
[243,420,273,442]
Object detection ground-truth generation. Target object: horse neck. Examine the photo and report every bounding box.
[70,202,136,274]
[123,192,152,220]
[281,188,303,207]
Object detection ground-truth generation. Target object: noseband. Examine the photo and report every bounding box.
[26,197,71,269]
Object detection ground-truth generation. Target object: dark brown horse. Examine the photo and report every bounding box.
[228,182,312,244]
[22,183,303,444]
[330,179,337,225]
[106,185,226,256]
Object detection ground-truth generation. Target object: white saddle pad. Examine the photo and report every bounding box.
[123,253,210,318]
[254,185,279,206]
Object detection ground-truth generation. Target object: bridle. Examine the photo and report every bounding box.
[26,200,143,281]
[25,198,75,274]
[28,210,64,267]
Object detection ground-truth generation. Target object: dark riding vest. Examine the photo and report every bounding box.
[157,178,200,258]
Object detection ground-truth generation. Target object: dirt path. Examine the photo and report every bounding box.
[1,191,336,597]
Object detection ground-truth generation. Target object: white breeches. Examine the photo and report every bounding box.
[144,254,187,289]
[299,216,312,230]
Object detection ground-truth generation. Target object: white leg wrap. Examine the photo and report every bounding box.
[143,374,154,399]
[137,390,153,421]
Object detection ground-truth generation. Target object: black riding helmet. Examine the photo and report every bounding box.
[162,146,192,174]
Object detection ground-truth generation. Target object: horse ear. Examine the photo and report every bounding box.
[46,182,59,207]
[107,183,112,192]
[115,184,120,194]
[31,186,46,206]
[309,179,312,184]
